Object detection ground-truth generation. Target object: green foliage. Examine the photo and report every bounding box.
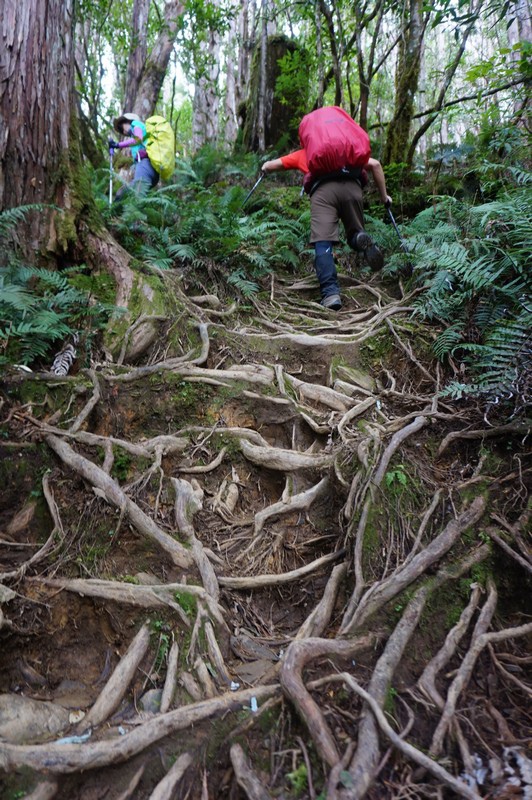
[0,262,115,367]
[404,186,531,412]
[0,204,118,368]
[103,154,309,298]
[286,763,308,795]
[275,48,311,120]
[385,464,408,489]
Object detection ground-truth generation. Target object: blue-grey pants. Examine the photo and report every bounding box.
[314,240,339,300]
[132,158,159,194]
[114,158,159,204]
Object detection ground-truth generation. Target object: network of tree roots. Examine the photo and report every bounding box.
[0,266,530,800]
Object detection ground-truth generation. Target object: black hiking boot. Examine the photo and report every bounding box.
[321,293,342,311]
[352,231,384,271]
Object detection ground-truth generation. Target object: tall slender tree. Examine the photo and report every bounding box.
[382,0,429,164]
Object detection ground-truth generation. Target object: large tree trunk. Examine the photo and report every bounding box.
[0,0,139,313]
[224,12,239,146]
[382,0,428,165]
[0,0,74,226]
[241,34,305,152]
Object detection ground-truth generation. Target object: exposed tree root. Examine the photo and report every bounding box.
[45,434,193,568]
[33,577,226,631]
[1,266,528,800]
[0,474,64,582]
[147,752,193,800]
[280,635,379,767]
[0,686,279,773]
[339,674,480,800]
[230,743,272,800]
[344,546,490,799]
[80,623,150,732]
[341,496,486,634]
[437,421,530,456]
[416,583,483,708]
[218,549,345,589]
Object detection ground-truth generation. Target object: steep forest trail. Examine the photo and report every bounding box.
[0,263,530,800]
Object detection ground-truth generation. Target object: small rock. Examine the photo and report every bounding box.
[139,688,162,714]
[0,694,70,743]
[135,572,160,585]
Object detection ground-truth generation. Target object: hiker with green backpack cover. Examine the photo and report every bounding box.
[109,112,175,204]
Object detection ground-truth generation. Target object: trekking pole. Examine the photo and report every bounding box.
[242,172,265,208]
[386,202,414,274]
[108,143,115,206]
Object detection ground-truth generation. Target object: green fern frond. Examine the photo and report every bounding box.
[433,324,464,360]
[227,271,259,297]
[0,205,50,238]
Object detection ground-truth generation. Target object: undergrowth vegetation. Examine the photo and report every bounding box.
[390,183,531,413]
[0,207,115,367]
[2,150,530,417]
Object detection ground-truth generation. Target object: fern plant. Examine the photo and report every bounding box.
[403,185,532,411]
[0,262,115,366]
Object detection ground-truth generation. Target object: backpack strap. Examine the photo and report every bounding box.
[308,166,366,196]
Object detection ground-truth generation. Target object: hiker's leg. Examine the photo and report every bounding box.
[341,182,384,271]
[339,181,365,243]
[112,184,131,208]
[131,159,160,195]
[314,241,341,304]
[310,185,342,306]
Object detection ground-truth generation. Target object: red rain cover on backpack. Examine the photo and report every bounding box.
[299,106,371,176]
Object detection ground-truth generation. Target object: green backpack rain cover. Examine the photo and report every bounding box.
[145,116,175,181]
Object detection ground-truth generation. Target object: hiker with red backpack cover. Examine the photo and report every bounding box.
[261,106,392,311]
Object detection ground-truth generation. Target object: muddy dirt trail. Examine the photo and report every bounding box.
[0,267,530,800]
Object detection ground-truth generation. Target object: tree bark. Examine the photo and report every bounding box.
[0,0,74,236]
[192,0,221,150]
[132,0,185,119]
[124,0,151,112]
[382,0,428,165]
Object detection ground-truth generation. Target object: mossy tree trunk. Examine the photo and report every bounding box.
[382,0,427,165]
[241,35,307,152]
[0,0,144,314]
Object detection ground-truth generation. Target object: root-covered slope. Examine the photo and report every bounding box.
[1,271,530,800]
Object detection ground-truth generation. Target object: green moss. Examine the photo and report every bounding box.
[383,685,398,715]
[110,448,133,481]
[359,331,393,367]
[174,590,198,617]
[68,270,116,306]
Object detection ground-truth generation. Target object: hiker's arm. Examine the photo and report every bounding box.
[366,158,392,205]
[261,159,285,173]
[117,125,145,149]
